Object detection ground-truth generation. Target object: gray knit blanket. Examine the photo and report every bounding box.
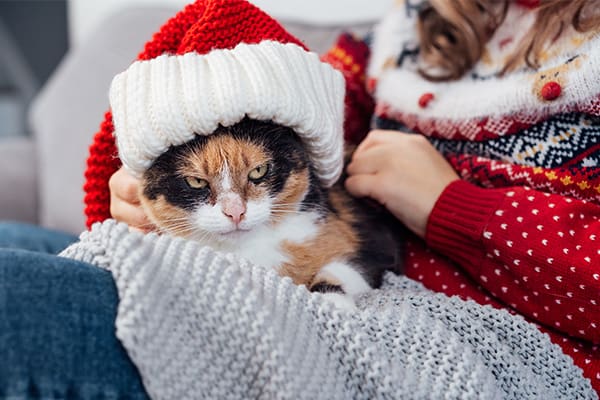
[60,220,597,400]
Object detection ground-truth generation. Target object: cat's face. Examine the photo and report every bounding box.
[140,119,314,243]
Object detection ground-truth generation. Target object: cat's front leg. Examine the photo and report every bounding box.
[310,260,372,312]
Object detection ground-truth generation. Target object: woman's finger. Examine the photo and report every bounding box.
[109,167,142,204]
[110,200,153,232]
[354,129,405,154]
[344,174,381,202]
[347,145,389,176]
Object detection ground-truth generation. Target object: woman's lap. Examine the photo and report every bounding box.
[0,223,148,399]
[0,222,78,254]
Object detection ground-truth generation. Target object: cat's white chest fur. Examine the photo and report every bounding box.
[204,211,321,270]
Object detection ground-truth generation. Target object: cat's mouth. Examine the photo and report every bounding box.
[217,226,253,239]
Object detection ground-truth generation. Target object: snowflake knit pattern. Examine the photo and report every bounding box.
[60,220,597,400]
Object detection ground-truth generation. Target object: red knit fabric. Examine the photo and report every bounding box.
[83,112,120,227]
[413,179,600,392]
[83,0,306,228]
[320,33,374,144]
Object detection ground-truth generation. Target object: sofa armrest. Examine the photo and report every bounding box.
[29,7,177,235]
[0,136,37,223]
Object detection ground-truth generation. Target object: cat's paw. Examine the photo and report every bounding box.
[322,292,357,312]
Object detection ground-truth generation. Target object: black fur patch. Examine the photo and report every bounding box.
[142,142,211,211]
[219,119,310,197]
[142,118,328,213]
[310,282,344,294]
[299,169,330,215]
[349,200,407,288]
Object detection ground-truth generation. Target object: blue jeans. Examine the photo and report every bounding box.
[0,222,149,399]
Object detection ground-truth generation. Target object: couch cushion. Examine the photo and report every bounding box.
[0,136,37,223]
[29,7,178,234]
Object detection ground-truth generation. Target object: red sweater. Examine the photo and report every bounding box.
[83,1,600,393]
[321,2,600,392]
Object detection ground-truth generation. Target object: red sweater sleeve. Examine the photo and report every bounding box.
[321,33,374,144]
[427,180,600,343]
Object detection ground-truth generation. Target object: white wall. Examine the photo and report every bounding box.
[68,0,392,47]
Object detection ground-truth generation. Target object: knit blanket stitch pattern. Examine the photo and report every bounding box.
[60,220,597,400]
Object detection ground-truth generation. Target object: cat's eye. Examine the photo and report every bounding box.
[185,176,208,189]
[248,164,269,181]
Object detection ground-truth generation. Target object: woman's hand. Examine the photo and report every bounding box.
[109,167,154,232]
[345,130,459,238]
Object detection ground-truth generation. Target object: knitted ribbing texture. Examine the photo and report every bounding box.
[60,220,597,400]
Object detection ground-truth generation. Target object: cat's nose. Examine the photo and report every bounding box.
[223,209,245,225]
[221,197,246,225]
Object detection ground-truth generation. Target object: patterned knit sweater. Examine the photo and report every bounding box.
[82,0,600,393]
[60,220,597,400]
[322,1,600,392]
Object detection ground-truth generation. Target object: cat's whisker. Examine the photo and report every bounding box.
[271,201,329,209]
[136,221,158,229]
[165,224,196,233]
[160,216,195,223]
[188,230,219,243]
[160,216,197,223]
[165,226,196,237]
[269,210,302,216]
[270,204,330,215]
[160,220,196,232]
[164,222,195,230]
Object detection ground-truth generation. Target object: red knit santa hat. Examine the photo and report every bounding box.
[109,0,345,188]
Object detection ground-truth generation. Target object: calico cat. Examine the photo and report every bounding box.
[140,118,402,310]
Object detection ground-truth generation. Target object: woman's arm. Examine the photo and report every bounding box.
[428,180,600,343]
[346,129,459,237]
[346,129,600,343]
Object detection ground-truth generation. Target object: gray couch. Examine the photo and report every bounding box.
[0,6,372,234]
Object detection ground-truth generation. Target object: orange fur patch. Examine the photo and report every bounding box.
[271,169,310,223]
[140,194,195,237]
[177,135,271,203]
[280,187,359,287]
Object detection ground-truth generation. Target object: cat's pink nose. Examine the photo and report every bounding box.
[222,198,246,225]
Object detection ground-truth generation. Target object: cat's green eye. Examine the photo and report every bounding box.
[248,164,269,181]
[185,176,208,189]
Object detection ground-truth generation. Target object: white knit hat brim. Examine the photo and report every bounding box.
[109,41,346,187]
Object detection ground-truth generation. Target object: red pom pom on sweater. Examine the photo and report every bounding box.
[541,81,562,101]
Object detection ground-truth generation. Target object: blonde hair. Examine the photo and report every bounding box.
[417,0,600,81]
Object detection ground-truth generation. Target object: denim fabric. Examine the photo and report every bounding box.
[0,223,149,399]
[0,222,78,254]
